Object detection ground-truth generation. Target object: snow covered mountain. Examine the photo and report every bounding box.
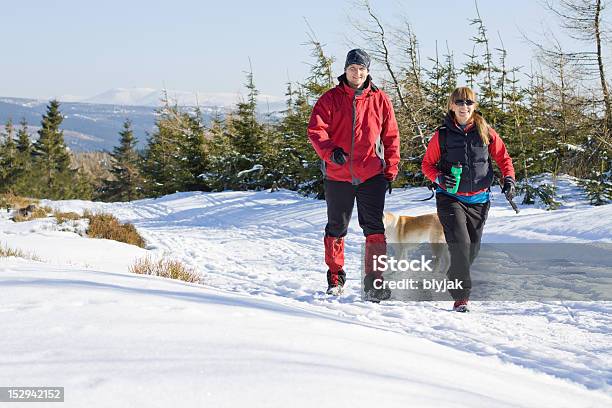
[0,97,225,152]
[0,96,211,151]
[83,87,285,109]
[0,90,284,151]
[1,178,610,407]
[82,87,161,106]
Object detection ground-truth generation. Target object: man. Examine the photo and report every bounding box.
[307,48,400,301]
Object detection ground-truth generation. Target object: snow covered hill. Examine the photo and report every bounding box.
[0,96,219,152]
[0,92,283,151]
[1,178,610,407]
[83,87,285,109]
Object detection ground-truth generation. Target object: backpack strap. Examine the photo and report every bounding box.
[437,125,447,157]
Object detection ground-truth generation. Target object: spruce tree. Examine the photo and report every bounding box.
[278,83,324,196]
[225,68,267,190]
[11,118,33,196]
[0,119,17,193]
[285,38,336,197]
[468,2,497,113]
[303,34,335,101]
[104,119,144,201]
[204,112,236,191]
[231,68,264,156]
[141,94,211,196]
[16,118,32,157]
[180,107,210,192]
[31,100,73,198]
[141,102,184,197]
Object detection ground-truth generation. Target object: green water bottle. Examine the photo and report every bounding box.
[449,162,462,194]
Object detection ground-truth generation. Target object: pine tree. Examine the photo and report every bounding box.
[277,83,322,194]
[0,119,17,193]
[481,33,527,190]
[231,68,264,156]
[31,100,73,198]
[424,43,458,124]
[141,100,186,197]
[468,1,497,113]
[394,20,431,160]
[203,112,236,191]
[417,44,458,183]
[16,118,32,157]
[141,93,212,196]
[224,67,268,190]
[302,28,335,101]
[180,107,210,192]
[104,119,144,201]
[11,118,33,196]
[505,71,530,182]
[286,36,338,197]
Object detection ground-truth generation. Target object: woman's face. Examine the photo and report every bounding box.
[450,97,475,125]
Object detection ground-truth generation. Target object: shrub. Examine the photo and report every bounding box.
[53,210,82,224]
[0,193,38,210]
[0,244,42,261]
[12,205,53,222]
[84,211,145,248]
[521,183,561,210]
[129,256,200,283]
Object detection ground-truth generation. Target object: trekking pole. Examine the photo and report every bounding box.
[497,178,520,214]
[507,194,520,214]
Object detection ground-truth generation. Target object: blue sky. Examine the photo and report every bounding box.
[2,0,594,101]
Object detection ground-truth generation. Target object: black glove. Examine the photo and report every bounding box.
[436,174,457,191]
[502,176,516,200]
[385,178,393,195]
[330,148,348,165]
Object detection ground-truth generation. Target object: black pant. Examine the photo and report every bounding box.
[436,193,490,300]
[324,174,387,237]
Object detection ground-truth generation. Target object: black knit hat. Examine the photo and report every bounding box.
[344,49,370,70]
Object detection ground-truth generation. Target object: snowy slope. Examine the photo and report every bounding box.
[1,259,609,408]
[1,177,611,407]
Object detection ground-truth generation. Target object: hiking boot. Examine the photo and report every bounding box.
[363,274,391,303]
[326,284,344,296]
[364,287,391,303]
[453,299,469,313]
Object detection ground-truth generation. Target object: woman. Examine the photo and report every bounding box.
[422,86,515,312]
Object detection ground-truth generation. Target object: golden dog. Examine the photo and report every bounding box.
[383,211,449,275]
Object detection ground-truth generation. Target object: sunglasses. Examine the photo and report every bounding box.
[454,99,475,106]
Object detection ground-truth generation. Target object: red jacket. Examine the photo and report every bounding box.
[307,76,400,184]
[422,121,515,196]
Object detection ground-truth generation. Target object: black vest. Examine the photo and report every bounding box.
[438,122,494,193]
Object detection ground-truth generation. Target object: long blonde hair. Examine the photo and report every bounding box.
[446,87,490,145]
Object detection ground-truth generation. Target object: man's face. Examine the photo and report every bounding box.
[345,64,368,89]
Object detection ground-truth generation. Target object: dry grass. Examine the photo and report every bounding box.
[0,193,38,210]
[53,210,83,224]
[84,210,145,248]
[129,256,200,283]
[0,193,55,222]
[12,206,53,222]
[0,244,42,261]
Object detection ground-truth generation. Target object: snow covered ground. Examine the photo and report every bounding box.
[1,176,610,407]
